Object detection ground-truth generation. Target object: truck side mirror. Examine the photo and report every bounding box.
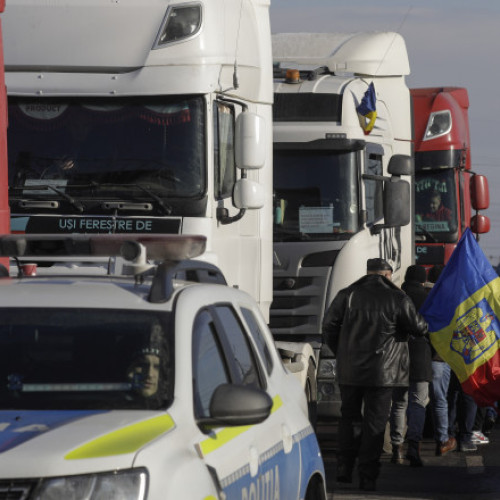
[233,178,265,209]
[383,179,411,226]
[470,174,489,211]
[235,112,266,169]
[471,214,490,234]
[387,154,414,176]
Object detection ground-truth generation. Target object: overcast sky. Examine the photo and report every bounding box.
[270,0,500,265]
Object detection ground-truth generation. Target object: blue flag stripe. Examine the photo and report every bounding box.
[356,82,376,116]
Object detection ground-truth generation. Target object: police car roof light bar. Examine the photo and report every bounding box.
[0,234,207,262]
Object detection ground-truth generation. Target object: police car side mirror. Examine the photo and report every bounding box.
[197,384,273,427]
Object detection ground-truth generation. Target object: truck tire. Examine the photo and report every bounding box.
[306,361,318,430]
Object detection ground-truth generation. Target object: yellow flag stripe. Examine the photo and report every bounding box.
[65,414,175,460]
[430,278,500,383]
[362,111,377,133]
[199,395,283,456]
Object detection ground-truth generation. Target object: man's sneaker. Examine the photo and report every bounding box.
[460,439,478,452]
[472,430,489,445]
[435,437,457,456]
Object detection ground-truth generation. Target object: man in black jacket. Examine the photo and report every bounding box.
[323,258,428,491]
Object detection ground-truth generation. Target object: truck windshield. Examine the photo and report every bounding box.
[273,149,359,242]
[0,308,173,411]
[8,96,205,211]
[415,168,458,240]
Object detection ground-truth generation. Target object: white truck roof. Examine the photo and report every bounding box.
[272,32,410,77]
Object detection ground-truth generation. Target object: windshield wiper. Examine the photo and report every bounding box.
[135,184,173,215]
[416,226,437,243]
[46,185,85,212]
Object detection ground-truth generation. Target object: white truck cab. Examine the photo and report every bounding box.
[3,0,273,321]
[270,32,414,418]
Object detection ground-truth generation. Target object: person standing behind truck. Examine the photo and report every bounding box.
[323,258,428,491]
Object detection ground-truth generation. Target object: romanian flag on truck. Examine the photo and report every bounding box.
[356,82,377,135]
[420,228,500,407]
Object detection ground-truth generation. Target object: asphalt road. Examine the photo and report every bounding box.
[317,419,500,499]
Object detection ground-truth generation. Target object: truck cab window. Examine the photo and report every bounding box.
[415,169,458,240]
[273,148,359,241]
[8,96,206,215]
[364,153,383,225]
[213,102,236,200]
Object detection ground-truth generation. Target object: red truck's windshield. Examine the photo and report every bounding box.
[415,168,459,240]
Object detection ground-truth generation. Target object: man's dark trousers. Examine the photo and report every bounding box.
[338,384,393,481]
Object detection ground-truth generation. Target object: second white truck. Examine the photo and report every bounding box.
[271,32,414,419]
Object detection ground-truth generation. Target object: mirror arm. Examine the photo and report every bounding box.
[216,207,246,225]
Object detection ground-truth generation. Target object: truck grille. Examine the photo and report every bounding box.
[270,274,328,335]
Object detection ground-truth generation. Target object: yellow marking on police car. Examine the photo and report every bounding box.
[65,414,175,460]
[198,395,282,457]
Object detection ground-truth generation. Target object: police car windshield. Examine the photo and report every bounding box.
[0,308,173,411]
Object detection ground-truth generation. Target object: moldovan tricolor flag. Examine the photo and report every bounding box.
[420,228,500,407]
[356,82,377,135]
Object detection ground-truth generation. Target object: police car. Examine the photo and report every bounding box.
[0,234,326,499]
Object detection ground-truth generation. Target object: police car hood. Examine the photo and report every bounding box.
[0,409,175,477]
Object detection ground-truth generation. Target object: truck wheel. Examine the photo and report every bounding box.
[306,361,318,430]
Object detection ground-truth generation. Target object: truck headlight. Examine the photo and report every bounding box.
[423,110,451,140]
[155,3,202,46]
[33,469,147,500]
[318,358,337,379]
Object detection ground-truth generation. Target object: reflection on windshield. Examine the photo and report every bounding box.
[8,96,206,202]
[0,309,173,410]
[415,169,458,238]
[273,150,359,242]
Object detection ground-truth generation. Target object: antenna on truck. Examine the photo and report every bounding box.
[223,0,245,92]
[375,6,412,76]
[231,0,245,90]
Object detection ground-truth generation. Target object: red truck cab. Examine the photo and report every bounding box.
[412,87,489,267]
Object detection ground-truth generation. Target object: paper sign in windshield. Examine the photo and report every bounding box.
[299,206,337,233]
